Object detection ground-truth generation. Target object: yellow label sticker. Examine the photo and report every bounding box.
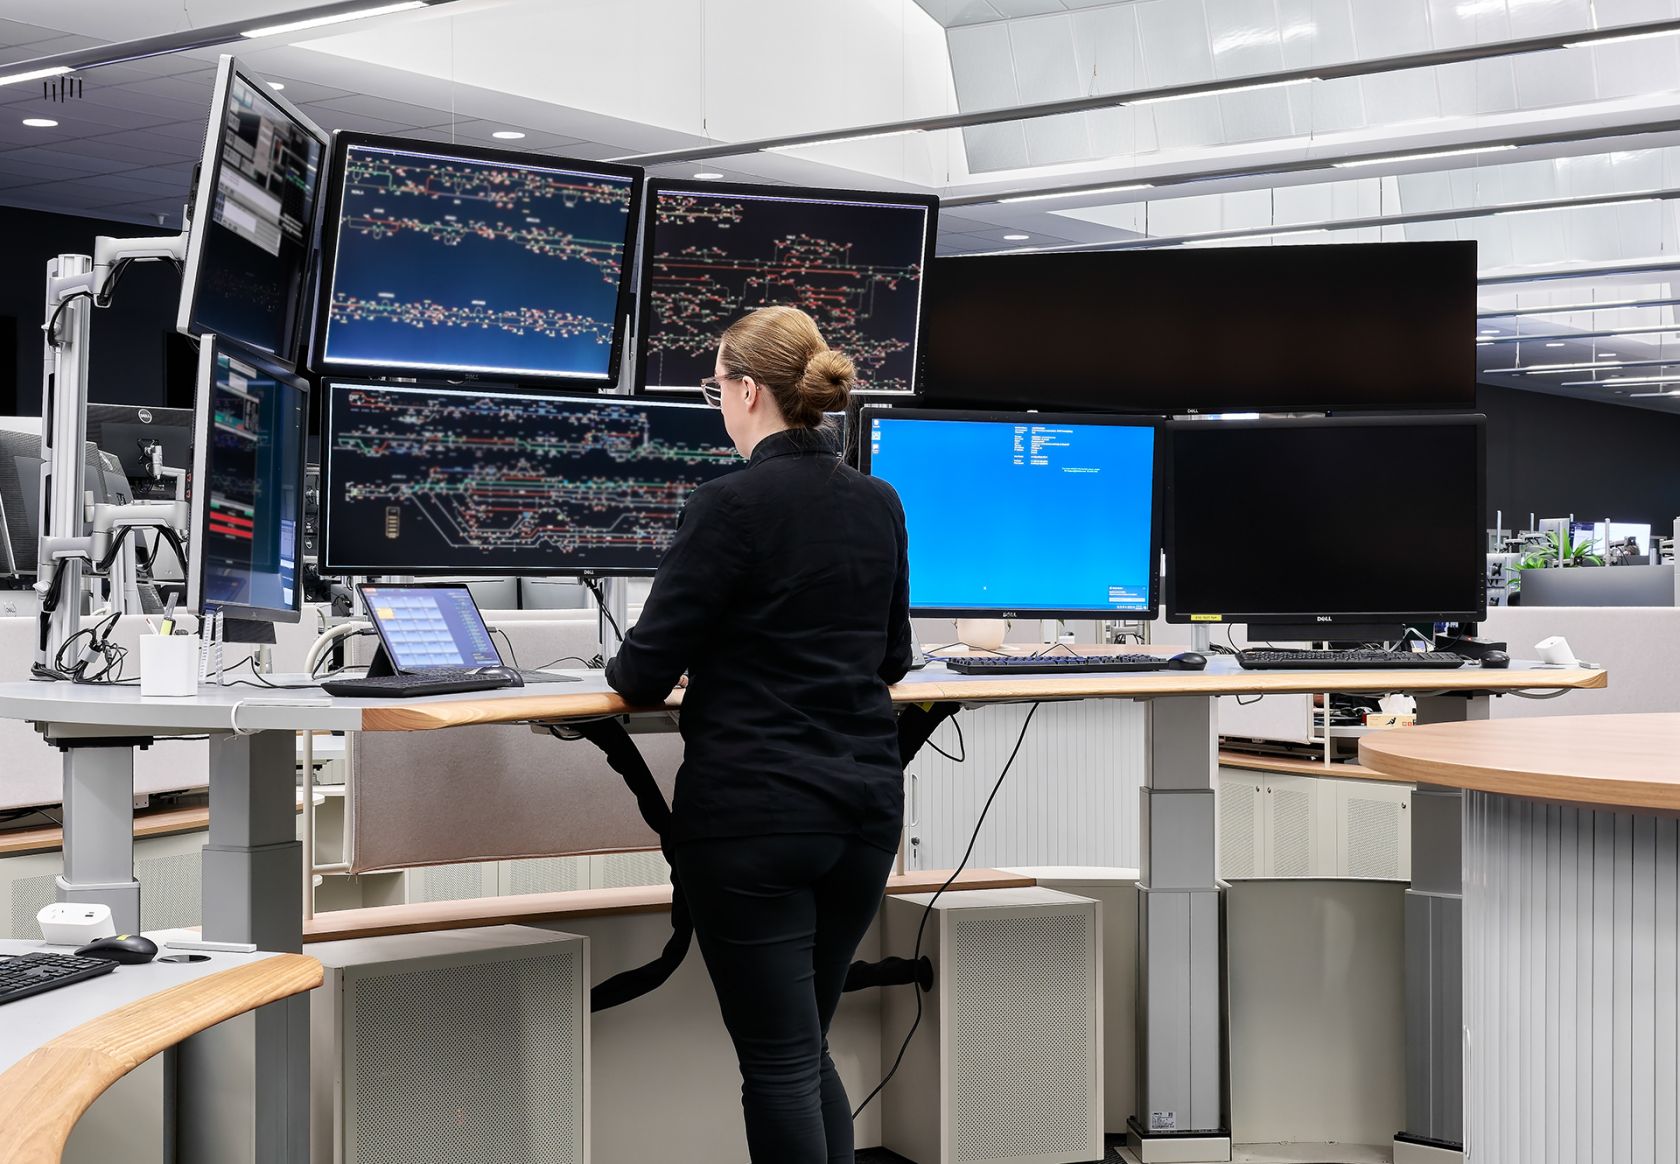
[1189,614,1224,623]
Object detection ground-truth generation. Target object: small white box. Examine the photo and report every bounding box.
[140,634,200,697]
[38,901,116,946]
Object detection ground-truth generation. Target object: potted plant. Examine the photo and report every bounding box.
[1515,528,1604,573]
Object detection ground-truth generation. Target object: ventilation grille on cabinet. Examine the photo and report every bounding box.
[347,949,583,1164]
[10,871,56,939]
[504,856,585,896]
[1345,797,1403,880]
[407,863,490,904]
[1218,779,1259,879]
[949,911,1094,1161]
[1271,786,1314,877]
[592,850,670,890]
[137,848,202,931]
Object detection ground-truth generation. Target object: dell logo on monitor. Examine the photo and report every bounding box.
[1316,615,1334,622]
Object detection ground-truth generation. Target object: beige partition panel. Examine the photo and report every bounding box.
[348,616,678,872]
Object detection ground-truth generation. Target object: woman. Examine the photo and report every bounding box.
[605,304,913,1163]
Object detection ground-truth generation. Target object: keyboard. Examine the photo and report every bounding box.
[942,653,1185,675]
[1235,649,1473,671]
[321,671,514,698]
[0,951,118,1006]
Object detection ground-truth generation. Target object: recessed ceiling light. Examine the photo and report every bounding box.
[268,81,285,91]
[1545,342,1566,347]
[1479,329,1500,335]
[1333,144,1518,169]
[492,130,526,140]
[1004,234,1029,241]
[22,118,57,128]
[1601,352,1617,357]
[693,172,724,180]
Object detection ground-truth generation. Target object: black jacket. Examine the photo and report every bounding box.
[605,426,913,851]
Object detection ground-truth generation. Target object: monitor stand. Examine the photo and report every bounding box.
[365,642,397,677]
[1267,622,1410,646]
[221,616,277,646]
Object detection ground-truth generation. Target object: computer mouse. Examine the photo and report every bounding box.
[1168,651,1208,671]
[472,666,524,687]
[1479,651,1511,669]
[75,934,159,964]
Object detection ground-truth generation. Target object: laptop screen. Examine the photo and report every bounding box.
[362,584,502,672]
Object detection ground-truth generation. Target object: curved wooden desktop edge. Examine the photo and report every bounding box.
[0,954,322,1164]
[1360,711,1680,812]
[357,665,1609,732]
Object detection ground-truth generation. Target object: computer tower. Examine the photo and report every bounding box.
[310,924,589,1164]
[881,887,1103,1164]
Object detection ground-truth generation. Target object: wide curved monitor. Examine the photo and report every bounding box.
[312,134,644,387]
[635,179,937,396]
[177,55,327,367]
[320,383,741,576]
[187,335,310,623]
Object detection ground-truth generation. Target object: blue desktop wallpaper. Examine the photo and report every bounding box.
[868,416,1156,614]
[321,145,636,381]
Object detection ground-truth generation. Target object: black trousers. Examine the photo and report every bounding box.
[673,833,897,1164]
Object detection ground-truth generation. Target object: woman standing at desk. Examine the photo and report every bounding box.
[606,305,914,1164]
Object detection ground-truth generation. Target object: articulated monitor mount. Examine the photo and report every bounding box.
[33,231,192,679]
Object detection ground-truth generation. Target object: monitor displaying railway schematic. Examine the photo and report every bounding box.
[311,133,644,387]
[635,179,938,395]
[320,383,742,575]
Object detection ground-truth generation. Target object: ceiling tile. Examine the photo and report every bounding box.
[308,92,459,129]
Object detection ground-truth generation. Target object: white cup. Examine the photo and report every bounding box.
[955,618,1010,652]
[141,635,201,697]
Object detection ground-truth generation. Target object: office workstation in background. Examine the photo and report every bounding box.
[0,23,1674,1164]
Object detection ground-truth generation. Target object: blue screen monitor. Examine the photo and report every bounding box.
[860,408,1160,618]
[187,335,310,623]
[312,133,645,387]
[359,583,503,672]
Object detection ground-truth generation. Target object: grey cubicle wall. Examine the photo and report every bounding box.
[1518,563,1675,606]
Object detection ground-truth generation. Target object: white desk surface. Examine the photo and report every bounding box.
[0,933,287,1073]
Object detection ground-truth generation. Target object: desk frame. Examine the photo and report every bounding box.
[1,662,1604,1164]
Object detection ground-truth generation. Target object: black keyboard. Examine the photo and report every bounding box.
[942,653,1185,675]
[0,951,118,1006]
[321,671,513,698]
[1235,649,1473,671]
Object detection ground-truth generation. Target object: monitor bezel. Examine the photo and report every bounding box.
[355,581,505,674]
[176,54,329,369]
[309,131,647,388]
[319,379,737,578]
[858,405,1164,620]
[633,177,940,397]
[187,333,313,624]
[1162,413,1489,627]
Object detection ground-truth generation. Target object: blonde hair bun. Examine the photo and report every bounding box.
[800,348,855,415]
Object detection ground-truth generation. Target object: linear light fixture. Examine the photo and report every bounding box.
[242,0,424,38]
[618,15,1680,169]
[764,128,924,152]
[1565,27,1680,48]
[1477,296,1680,318]
[1129,77,1316,105]
[1480,324,1680,344]
[0,0,452,82]
[1181,227,1329,245]
[1564,373,1680,385]
[0,65,70,86]
[1333,145,1517,168]
[1000,183,1153,205]
[1498,195,1657,216]
[1513,358,1680,375]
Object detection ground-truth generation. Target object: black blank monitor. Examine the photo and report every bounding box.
[321,383,741,576]
[1165,415,1486,634]
[177,55,327,366]
[187,336,310,622]
[921,242,1476,414]
[635,180,938,395]
[312,134,644,387]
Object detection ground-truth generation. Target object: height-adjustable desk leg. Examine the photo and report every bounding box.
[1132,696,1230,1163]
[1395,694,1486,1164]
[177,729,307,1164]
[54,738,141,933]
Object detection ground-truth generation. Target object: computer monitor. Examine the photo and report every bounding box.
[1164,415,1486,638]
[320,383,741,576]
[921,242,1477,414]
[859,408,1160,618]
[186,335,310,623]
[0,434,115,577]
[635,180,938,395]
[358,583,503,673]
[178,55,328,367]
[312,134,644,387]
[84,404,194,501]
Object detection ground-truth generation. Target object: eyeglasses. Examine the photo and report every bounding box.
[700,373,746,407]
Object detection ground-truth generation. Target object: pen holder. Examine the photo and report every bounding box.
[141,634,201,697]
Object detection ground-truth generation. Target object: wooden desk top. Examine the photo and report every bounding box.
[1360,713,1680,811]
[0,949,320,1164]
[357,660,1609,732]
[303,867,1036,944]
